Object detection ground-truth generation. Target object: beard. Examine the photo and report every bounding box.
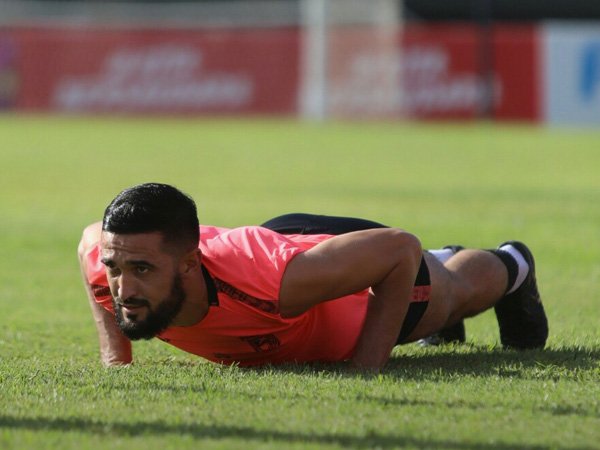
[113,274,185,340]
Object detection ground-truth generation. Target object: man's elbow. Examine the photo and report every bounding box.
[78,221,103,262]
[389,230,422,267]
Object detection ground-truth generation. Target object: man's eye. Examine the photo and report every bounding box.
[107,267,121,277]
[136,266,150,274]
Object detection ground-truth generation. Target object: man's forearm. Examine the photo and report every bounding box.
[350,250,420,370]
[79,223,132,366]
[79,252,132,366]
[86,284,133,366]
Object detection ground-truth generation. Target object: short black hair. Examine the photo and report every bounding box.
[102,183,199,251]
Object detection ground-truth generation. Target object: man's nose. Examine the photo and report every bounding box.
[117,273,138,301]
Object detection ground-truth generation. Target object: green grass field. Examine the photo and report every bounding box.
[1,115,599,449]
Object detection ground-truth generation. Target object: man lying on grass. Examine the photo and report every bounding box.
[78,183,548,370]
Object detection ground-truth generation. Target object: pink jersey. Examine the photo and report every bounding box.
[86,225,369,366]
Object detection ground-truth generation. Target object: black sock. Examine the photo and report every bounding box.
[488,249,518,294]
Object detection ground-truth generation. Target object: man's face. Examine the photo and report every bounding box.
[100,232,186,340]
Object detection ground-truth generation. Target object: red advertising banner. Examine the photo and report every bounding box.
[325,25,403,117]
[326,23,540,120]
[491,25,540,120]
[6,23,539,120]
[402,24,487,119]
[11,26,300,114]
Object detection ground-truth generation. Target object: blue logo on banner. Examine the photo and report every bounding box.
[580,42,600,102]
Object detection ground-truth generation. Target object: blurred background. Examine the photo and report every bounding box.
[1,0,599,125]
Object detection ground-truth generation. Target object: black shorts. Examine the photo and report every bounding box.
[261,213,430,345]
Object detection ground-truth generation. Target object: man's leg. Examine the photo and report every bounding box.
[267,221,549,349]
[264,214,547,349]
[406,244,548,349]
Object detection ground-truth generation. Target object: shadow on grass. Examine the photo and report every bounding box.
[384,345,600,378]
[246,345,600,381]
[127,346,599,419]
[0,414,571,450]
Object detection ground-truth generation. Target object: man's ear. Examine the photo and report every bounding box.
[180,249,202,276]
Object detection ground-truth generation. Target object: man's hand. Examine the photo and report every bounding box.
[279,228,422,370]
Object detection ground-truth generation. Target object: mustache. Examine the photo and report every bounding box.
[114,297,151,308]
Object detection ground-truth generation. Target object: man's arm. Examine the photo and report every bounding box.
[78,222,132,367]
[279,228,422,370]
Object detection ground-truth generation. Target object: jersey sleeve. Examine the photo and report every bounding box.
[84,243,114,313]
[200,226,305,303]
